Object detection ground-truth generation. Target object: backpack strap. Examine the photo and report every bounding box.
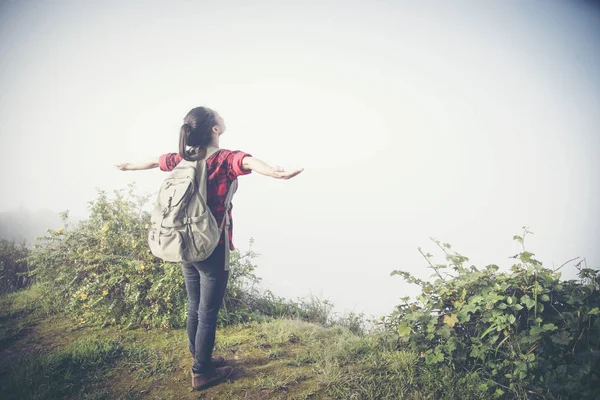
[204,146,221,160]
[221,179,238,271]
[197,146,237,271]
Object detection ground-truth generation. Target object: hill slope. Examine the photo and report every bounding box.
[0,287,490,400]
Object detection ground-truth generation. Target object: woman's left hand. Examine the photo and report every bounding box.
[115,163,131,171]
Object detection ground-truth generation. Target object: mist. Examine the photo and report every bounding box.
[1,0,598,318]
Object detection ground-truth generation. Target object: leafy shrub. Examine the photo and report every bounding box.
[385,227,600,399]
[28,185,276,328]
[27,185,342,329]
[28,186,186,328]
[0,239,31,294]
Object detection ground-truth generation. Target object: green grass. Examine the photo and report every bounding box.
[0,285,45,352]
[0,287,498,399]
[2,336,124,400]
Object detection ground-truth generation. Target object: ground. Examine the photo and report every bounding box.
[0,287,496,400]
[0,288,333,399]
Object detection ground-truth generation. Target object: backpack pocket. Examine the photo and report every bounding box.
[159,178,193,226]
[161,178,192,207]
[151,228,186,262]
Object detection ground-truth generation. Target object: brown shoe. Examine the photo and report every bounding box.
[190,355,225,367]
[192,366,233,390]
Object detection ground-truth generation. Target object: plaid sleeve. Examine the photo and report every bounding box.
[158,153,182,172]
[226,151,252,180]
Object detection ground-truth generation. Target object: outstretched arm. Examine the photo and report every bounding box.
[242,157,303,180]
[115,158,159,171]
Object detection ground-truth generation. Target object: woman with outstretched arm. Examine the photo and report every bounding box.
[116,106,302,390]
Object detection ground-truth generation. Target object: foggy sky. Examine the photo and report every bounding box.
[1,0,598,318]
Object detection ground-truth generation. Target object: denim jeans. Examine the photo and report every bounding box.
[181,243,229,374]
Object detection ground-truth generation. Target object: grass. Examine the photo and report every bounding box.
[3,337,124,400]
[0,285,45,352]
[0,287,497,399]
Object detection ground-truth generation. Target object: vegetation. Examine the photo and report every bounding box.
[0,287,492,399]
[385,228,600,399]
[0,186,598,399]
[27,185,342,330]
[0,238,31,295]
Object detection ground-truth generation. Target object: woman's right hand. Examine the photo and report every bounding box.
[242,157,303,179]
[272,166,304,180]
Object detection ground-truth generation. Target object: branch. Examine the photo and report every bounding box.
[572,327,586,357]
[553,257,580,273]
[418,247,444,281]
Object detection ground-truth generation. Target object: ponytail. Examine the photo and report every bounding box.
[179,123,204,161]
[178,107,217,161]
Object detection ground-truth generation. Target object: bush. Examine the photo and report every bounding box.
[26,185,342,329]
[0,239,31,294]
[28,186,186,328]
[384,227,600,399]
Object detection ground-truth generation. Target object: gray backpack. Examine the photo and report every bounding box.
[148,147,237,269]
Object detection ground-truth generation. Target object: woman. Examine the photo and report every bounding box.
[116,106,303,390]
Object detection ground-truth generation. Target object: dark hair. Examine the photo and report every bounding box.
[178,106,218,161]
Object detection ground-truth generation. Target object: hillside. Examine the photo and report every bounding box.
[0,287,487,400]
[2,188,597,399]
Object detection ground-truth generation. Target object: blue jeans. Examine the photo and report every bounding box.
[181,243,229,374]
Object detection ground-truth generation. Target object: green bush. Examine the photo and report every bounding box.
[385,227,600,399]
[26,185,339,329]
[28,186,187,328]
[0,239,31,294]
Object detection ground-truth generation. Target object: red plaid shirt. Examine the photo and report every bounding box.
[158,149,252,250]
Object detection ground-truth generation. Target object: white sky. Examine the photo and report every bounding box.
[1,0,599,318]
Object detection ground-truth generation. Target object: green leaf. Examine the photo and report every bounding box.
[443,313,459,328]
[540,294,550,302]
[425,349,444,365]
[520,251,535,263]
[445,340,457,353]
[457,310,471,323]
[522,295,536,310]
[481,324,497,339]
[550,330,571,345]
[519,370,527,379]
[530,325,542,337]
[513,235,524,244]
[397,323,411,337]
[495,335,510,355]
[589,307,600,316]
[511,304,523,311]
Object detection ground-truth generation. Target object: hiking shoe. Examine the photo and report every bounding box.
[190,354,225,367]
[192,366,233,390]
